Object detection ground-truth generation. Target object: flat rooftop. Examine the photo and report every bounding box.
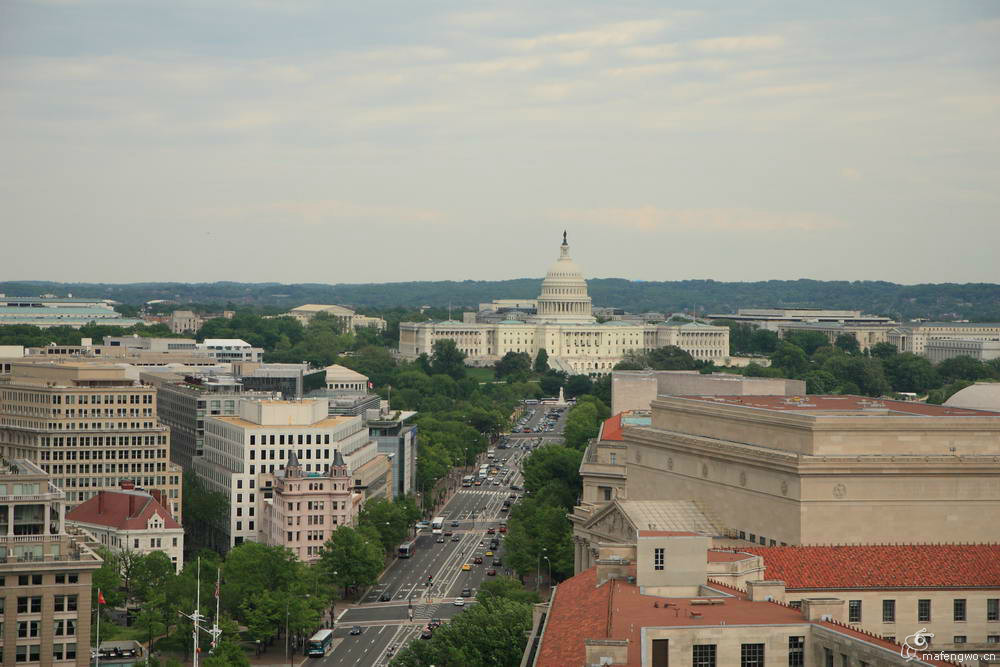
[676,394,1000,417]
[212,414,353,429]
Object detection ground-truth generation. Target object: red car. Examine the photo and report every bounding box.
[499,525,508,534]
[473,556,483,564]
[486,528,496,535]
[486,568,497,576]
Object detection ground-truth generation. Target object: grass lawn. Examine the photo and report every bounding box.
[465,367,496,382]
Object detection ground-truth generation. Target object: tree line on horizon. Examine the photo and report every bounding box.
[3,278,1000,321]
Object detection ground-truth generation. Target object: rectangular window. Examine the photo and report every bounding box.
[823,648,833,667]
[653,548,665,571]
[788,636,804,667]
[883,599,896,623]
[987,635,999,643]
[954,599,967,622]
[741,643,765,667]
[988,598,999,622]
[848,600,862,623]
[918,599,931,622]
[954,636,966,644]
[692,644,716,667]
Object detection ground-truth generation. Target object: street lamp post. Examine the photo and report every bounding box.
[543,556,552,591]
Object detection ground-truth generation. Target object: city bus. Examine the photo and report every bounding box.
[462,475,474,487]
[431,517,445,534]
[307,628,334,657]
[399,540,417,558]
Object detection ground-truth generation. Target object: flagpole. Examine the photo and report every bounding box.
[96,589,101,667]
[193,557,201,667]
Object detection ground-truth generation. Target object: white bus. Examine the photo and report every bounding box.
[307,629,334,657]
[431,516,445,534]
[462,475,474,487]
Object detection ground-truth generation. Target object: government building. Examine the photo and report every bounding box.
[398,234,730,375]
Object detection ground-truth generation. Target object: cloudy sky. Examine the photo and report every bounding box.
[2,1,998,285]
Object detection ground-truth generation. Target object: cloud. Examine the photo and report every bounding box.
[621,43,679,60]
[454,56,542,75]
[200,200,447,227]
[841,167,863,182]
[693,35,785,53]
[554,206,843,232]
[511,20,668,51]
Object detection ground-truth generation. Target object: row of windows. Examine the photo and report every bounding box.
[250,434,335,446]
[683,639,804,667]
[13,643,77,662]
[857,597,1000,623]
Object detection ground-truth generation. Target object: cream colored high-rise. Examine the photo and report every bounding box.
[0,359,182,520]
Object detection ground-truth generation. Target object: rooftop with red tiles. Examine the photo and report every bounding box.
[738,544,1000,590]
[67,488,180,531]
[674,394,1000,416]
[536,567,954,667]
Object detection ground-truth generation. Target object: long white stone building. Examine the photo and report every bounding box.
[398,234,729,375]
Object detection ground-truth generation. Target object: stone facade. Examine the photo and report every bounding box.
[889,322,1000,356]
[610,370,805,414]
[399,236,729,375]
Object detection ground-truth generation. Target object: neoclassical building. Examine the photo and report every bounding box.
[398,234,730,375]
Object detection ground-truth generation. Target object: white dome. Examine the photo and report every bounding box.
[944,382,1000,412]
[535,233,594,323]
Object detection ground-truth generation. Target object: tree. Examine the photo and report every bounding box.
[92,548,125,609]
[784,331,829,356]
[495,352,532,381]
[477,576,541,605]
[317,526,383,598]
[883,353,941,394]
[133,596,168,657]
[804,370,838,394]
[533,348,549,373]
[647,345,697,370]
[430,339,467,380]
[202,615,250,667]
[834,333,861,355]
[870,342,898,359]
[770,342,810,378]
[358,498,410,554]
[222,543,299,613]
[937,356,992,384]
[131,551,176,607]
[538,371,565,396]
[562,401,599,449]
[521,446,583,499]
[564,374,593,398]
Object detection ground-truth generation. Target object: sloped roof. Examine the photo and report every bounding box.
[740,544,1000,589]
[323,364,368,381]
[586,499,726,537]
[67,490,180,531]
[290,304,355,315]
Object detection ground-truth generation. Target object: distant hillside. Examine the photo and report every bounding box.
[2,279,999,321]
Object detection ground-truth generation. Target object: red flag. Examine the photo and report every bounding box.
[214,580,220,599]
[98,590,106,605]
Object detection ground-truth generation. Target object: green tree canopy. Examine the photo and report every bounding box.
[533,348,549,373]
[317,526,384,598]
[430,339,467,380]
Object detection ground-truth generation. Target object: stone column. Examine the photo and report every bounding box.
[44,503,51,535]
[6,504,13,536]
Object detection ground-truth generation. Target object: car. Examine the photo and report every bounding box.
[420,628,433,639]
[511,484,521,491]
[493,480,502,486]
[429,619,442,629]
[378,592,391,601]
[451,520,460,527]
[444,530,453,536]
[499,525,508,534]
[487,527,496,534]
[474,480,482,486]
[461,588,472,597]
[453,598,465,606]
[451,535,461,542]
[492,558,502,567]
[486,568,497,576]
[490,540,499,549]
[350,626,363,635]
[473,556,483,564]
[462,563,472,571]
[436,536,445,543]
[485,550,494,557]
[416,520,430,528]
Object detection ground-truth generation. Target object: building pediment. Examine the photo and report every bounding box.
[583,501,637,543]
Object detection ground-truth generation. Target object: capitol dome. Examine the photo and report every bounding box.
[535,232,594,323]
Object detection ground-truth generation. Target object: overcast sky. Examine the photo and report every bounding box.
[2,1,998,285]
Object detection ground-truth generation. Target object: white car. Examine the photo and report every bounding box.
[453,598,465,606]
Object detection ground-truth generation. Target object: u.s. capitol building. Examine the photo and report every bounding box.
[398,234,729,375]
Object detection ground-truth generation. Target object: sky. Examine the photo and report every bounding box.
[2,1,998,285]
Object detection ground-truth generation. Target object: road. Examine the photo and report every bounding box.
[316,402,568,666]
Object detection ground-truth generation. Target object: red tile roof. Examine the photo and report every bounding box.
[67,489,180,531]
[739,544,1000,590]
[708,549,754,563]
[537,568,958,667]
[599,413,624,441]
[676,394,1000,416]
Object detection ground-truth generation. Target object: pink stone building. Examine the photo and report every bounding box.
[261,450,361,562]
